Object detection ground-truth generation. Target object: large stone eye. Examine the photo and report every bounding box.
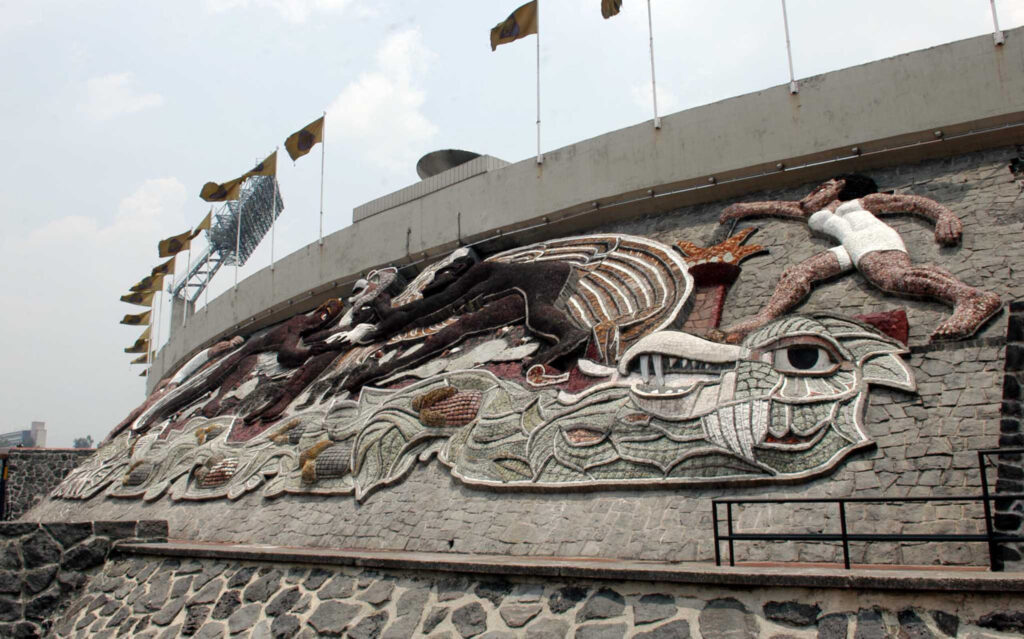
[772,345,839,375]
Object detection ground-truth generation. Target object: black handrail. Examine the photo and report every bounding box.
[712,447,1024,571]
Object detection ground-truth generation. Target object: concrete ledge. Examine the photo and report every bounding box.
[117,541,1024,593]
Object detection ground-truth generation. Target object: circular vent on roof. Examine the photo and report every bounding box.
[416,149,481,179]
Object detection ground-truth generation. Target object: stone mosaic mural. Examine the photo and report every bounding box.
[56,173,1010,506]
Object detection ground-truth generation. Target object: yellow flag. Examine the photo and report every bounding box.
[121,310,151,326]
[241,151,277,179]
[152,257,175,277]
[491,1,538,51]
[158,229,192,257]
[200,177,243,202]
[192,208,213,239]
[285,116,325,161]
[131,354,148,365]
[129,272,165,293]
[120,289,155,307]
[125,326,151,353]
[601,0,622,18]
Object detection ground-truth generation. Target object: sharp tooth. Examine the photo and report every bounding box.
[667,357,677,369]
[640,355,650,383]
[653,354,664,388]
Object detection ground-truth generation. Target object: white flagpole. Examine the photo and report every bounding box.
[646,0,660,129]
[781,0,798,94]
[536,1,542,165]
[319,111,326,245]
[990,0,1005,45]
[152,286,162,371]
[182,244,191,328]
[271,147,279,271]
[234,197,242,290]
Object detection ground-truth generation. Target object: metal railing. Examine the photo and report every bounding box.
[712,448,1024,571]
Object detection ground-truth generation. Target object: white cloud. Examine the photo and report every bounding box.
[327,28,438,173]
[80,72,165,120]
[205,0,355,23]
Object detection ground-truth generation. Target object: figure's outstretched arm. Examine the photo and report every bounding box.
[860,193,962,246]
[719,201,805,224]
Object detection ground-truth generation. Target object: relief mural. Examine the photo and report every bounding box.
[55,175,1003,503]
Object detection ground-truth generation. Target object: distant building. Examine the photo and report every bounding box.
[0,421,46,448]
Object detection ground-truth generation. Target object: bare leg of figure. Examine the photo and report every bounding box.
[858,251,1002,341]
[710,250,845,344]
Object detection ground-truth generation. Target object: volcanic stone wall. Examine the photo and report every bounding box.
[49,554,1024,638]
[3,449,93,521]
[0,520,167,638]
[997,301,1024,570]
[24,146,1024,567]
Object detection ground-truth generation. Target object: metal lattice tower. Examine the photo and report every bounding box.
[172,175,284,302]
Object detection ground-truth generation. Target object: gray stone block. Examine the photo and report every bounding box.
[308,600,361,636]
[303,568,332,591]
[227,603,261,634]
[243,569,282,603]
[763,601,822,627]
[633,594,677,625]
[95,521,137,540]
[422,607,448,634]
[271,614,301,638]
[182,604,210,636]
[929,610,959,637]
[698,598,757,639]
[575,622,627,639]
[19,531,60,569]
[42,523,92,548]
[358,580,395,606]
[452,601,487,638]
[500,602,542,628]
[817,613,849,639]
[350,610,389,639]
[62,537,111,572]
[319,575,356,600]
[549,585,588,614]
[854,607,887,639]
[210,590,241,620]
[525,617,570,639]
[267,587,301,617]
[634,619,691,639]
[576,589,625,623]
[474,580,512,607]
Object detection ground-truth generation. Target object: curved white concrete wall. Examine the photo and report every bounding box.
[149,28,1024,390]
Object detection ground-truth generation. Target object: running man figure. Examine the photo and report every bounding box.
[708,174,1001,344]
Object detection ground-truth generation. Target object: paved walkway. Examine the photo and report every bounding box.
[116,540,1024,593]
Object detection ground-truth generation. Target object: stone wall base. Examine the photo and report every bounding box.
[47,541,1024,638]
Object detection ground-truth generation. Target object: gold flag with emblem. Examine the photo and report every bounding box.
[192,208,213,239]
[129,272,165,293]
[241,151,277,179]
[120,289,155,307]
[158,229,192,257]
[125,326,151,354]
[151,257,175,277]
[121,310,151,326]
[285,116,325,161]
[199,177,243,202]
[131,354,149,365]
[601,0,622,18]
[491,1,538,51]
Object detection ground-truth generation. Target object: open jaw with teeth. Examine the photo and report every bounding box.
[619,331,744,398]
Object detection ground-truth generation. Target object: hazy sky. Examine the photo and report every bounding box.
[1,0,1020,447]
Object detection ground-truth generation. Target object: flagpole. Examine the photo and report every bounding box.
[535,2,542,165]
[271,146,279,271]
[319,111,326,246]
[646,0,660,129]
[990,0,1005,45]
[234,198,242,290]
[182,245,191,328]
[781,0,798,94]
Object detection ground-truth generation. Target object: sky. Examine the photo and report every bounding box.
[1,0,1021,448]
